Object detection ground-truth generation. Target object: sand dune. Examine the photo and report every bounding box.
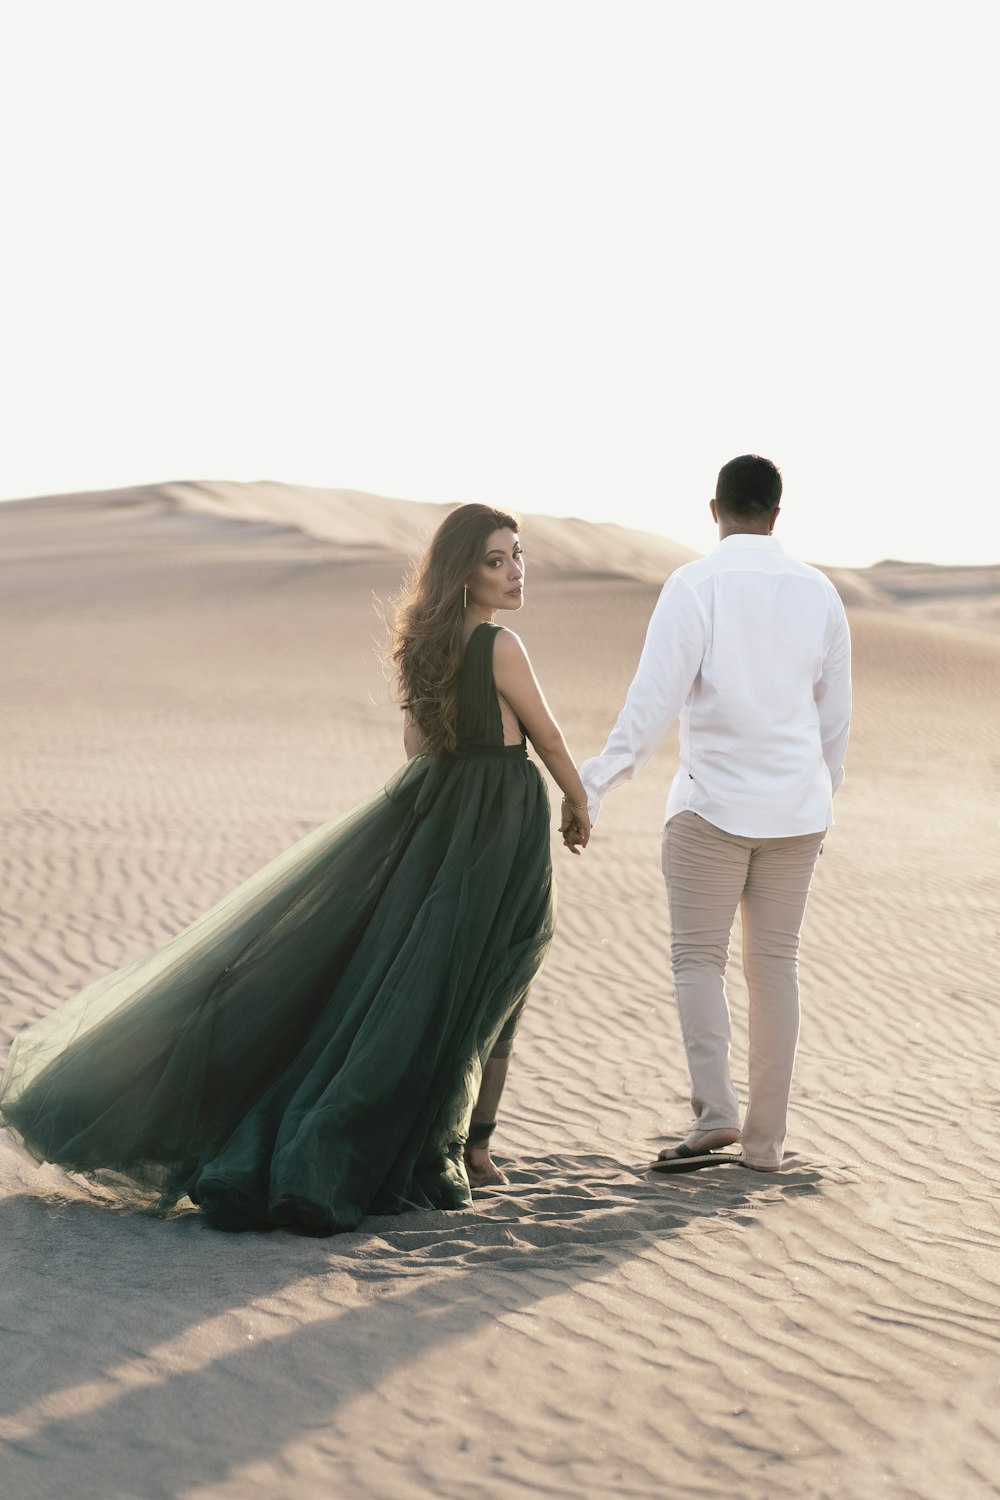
[13,478,997,625]
[163,479,703,583]
[821,558,1000,631]
[1,485,998,1499]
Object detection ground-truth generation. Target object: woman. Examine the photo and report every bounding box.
[0,504,592,1233]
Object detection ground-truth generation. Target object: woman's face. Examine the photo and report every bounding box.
[466,527,524,614]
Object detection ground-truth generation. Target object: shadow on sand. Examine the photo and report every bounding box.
[0,1149,830,1497]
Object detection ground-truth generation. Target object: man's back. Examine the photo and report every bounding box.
[580,534,851,839]
[668,535,850,835]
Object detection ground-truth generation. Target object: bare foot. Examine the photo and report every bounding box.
[464,1145,509,1188]
[656,1127,741,1162]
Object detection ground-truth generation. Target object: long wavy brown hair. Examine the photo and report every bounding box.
[389,503,520,753]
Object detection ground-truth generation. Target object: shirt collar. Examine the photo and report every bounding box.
[711,533,785,554]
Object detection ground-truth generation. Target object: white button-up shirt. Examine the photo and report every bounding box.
[580,534,852,838]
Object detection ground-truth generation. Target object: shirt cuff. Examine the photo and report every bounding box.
[579,768,603,825]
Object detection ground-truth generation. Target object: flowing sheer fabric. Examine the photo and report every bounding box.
[0,624,554,1232]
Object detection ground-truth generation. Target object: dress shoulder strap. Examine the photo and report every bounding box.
[456,623,505,746]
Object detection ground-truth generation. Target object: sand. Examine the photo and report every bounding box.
[1,485,998,1500]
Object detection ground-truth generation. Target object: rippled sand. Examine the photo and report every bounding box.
[1,486,998,1499]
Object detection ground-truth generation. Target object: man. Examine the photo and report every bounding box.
[570,455,851,1173]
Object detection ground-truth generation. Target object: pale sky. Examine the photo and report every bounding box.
[1,1,996,567]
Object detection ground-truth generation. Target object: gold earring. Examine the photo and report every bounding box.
[463,584,468,608]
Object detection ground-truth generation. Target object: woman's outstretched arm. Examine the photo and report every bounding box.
[492,630,591,851]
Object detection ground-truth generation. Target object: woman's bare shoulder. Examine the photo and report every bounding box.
[492,625,528,658]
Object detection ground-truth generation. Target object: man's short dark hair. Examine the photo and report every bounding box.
[715,455,783,520]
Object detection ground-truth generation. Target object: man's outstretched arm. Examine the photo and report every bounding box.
[580,572,707,824]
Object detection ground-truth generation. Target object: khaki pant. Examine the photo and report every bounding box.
[662,811,825,1170]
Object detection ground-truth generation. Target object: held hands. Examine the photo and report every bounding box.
[559,797,592,855]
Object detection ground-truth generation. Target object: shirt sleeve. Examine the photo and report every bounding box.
[814,595,852,795]
[580,572,708,823]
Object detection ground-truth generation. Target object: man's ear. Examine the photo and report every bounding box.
[709,498,718,524]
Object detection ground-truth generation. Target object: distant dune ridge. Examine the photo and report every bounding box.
[162,478,704,582]
[6,478,996,630]
[1,480,999,1500]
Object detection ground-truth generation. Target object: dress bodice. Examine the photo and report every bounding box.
[454,623,525,754]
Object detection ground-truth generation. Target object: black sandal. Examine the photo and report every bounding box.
[649,1142,740,1175]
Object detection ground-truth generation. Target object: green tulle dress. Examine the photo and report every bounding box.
[0,623,554,1233]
